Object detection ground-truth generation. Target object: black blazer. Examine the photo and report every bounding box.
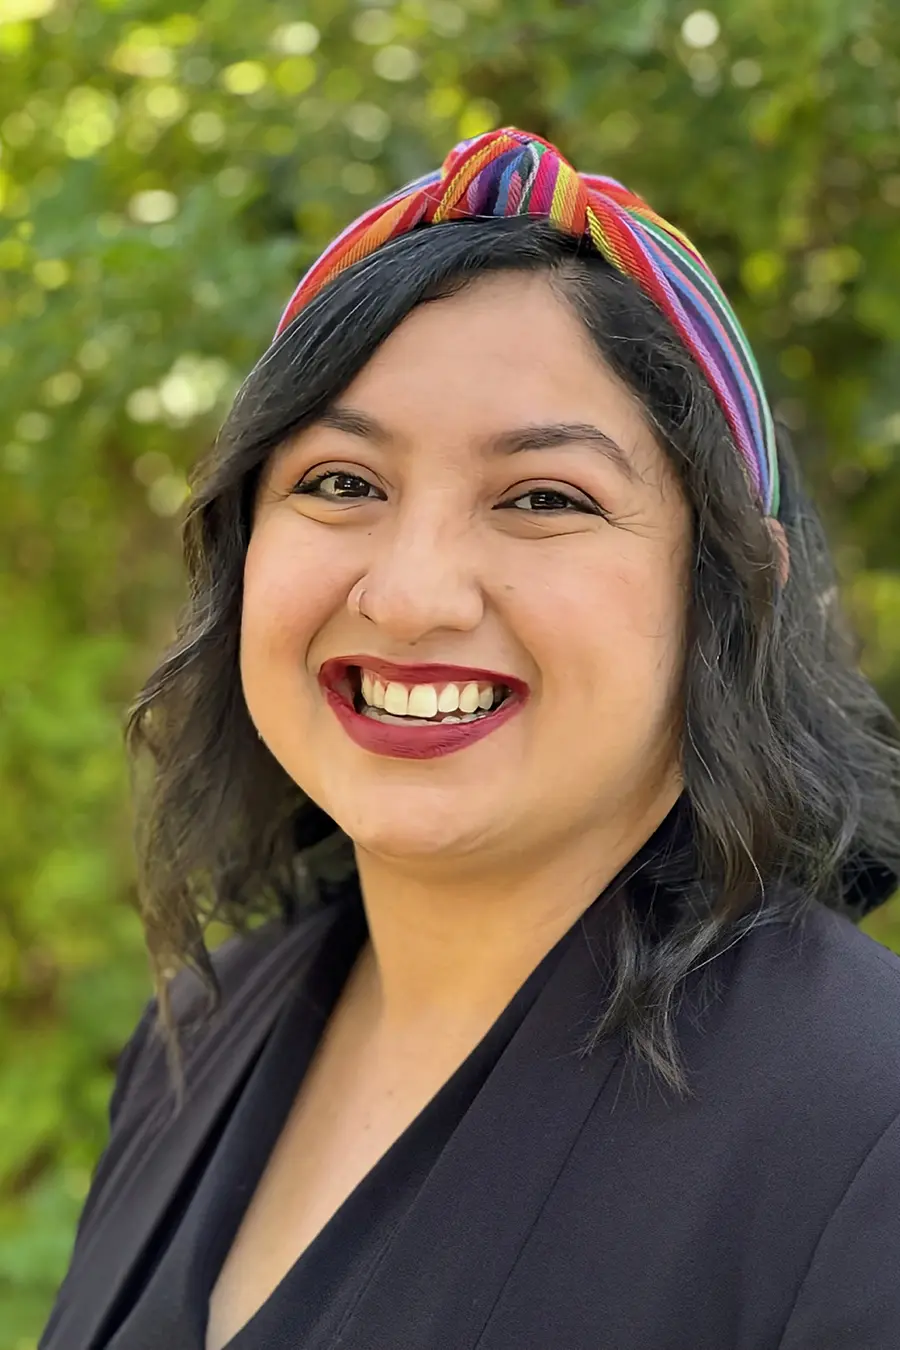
[40,888,900,1350]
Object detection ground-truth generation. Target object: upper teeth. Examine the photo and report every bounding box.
[360,672,498,718]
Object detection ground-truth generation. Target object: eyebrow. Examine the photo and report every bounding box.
[315,406,637,483]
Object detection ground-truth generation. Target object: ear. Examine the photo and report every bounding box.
[766,517,790,588]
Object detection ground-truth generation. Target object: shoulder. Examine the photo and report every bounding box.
[723,905,900,1346]
[45,897,351,1329]
[110,899,342,1126]
[695,899,900,1133]
[726,900,900,1068]
[71,899,342,1244]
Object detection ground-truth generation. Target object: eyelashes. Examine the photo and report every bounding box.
[291,469,607,517]
[501,487,604,516]
[292,470,382,501]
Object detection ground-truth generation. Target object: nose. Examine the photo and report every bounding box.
[349,513,485,644]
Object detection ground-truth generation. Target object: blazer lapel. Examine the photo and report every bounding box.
[333,900,624,1350]
[41,900,354,1350]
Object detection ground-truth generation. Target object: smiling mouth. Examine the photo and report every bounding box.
[317,658,527,759]
[346,665,513,726]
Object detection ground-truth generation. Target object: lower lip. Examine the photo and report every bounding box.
[322,688,525,760]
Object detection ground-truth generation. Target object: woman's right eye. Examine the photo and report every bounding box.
[292,470,382,500]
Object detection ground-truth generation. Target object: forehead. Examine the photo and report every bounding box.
[339,271,653,452]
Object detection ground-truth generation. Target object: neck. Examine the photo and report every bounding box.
[351,788,681,1037]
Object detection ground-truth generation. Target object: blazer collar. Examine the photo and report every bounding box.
[313,898,624,1349]
[41,898,360,1350]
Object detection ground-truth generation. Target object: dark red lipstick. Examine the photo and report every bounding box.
[317,657,529,760]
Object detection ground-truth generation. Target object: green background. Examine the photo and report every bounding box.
[2,0,899,1342]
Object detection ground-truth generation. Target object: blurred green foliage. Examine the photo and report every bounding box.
[1,0,899,1341]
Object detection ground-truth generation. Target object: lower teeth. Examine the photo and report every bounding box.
[361,708,490,726]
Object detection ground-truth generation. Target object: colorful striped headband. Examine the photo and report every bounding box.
[275,127,779,517]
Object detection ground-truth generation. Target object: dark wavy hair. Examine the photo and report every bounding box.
[127,215,900,1095]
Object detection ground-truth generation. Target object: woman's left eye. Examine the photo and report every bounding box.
[497,487,602,515]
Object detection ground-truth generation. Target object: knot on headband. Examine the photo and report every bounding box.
[275,127,779,517]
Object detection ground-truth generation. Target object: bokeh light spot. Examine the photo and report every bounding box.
[373,45,420,82]
[128,189,178,223]
[271,21,319,55]
[681,9,720,48]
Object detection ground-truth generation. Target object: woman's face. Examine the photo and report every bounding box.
[242,272,692,875]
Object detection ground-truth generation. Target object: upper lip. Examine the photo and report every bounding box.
[318,655,529,695]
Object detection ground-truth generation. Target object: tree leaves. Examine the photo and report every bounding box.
[2,0,899,1339]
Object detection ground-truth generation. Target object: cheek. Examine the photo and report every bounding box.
[240,519,346,673]
[514,545,687,716]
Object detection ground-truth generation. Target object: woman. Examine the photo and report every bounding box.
[41,128,900,1350]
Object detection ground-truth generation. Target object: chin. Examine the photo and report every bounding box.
[332,800,494,867]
